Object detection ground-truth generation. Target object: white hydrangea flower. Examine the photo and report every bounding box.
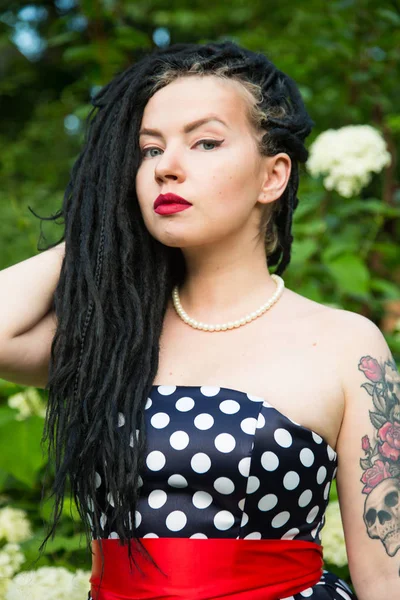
[0,507,33,543]
[0,543,25,597]
[5,566,91,600]
[7,387,47,420]
[320,500,348,567]
[306,125,392,197]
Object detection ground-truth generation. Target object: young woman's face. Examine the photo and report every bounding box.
[135,75,286,249]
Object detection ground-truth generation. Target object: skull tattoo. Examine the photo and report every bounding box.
[364,477,400,556]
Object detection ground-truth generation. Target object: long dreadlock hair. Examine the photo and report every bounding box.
[32,39,314,584]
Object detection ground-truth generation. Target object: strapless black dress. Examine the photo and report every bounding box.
[87,384,357,599]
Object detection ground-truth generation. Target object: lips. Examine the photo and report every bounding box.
[154,193,192,210]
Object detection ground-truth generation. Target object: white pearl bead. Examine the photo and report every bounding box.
[171,275,284,332]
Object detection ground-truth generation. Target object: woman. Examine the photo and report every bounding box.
[0,40,398,599]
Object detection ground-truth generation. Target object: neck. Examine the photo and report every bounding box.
[177,240,280,323]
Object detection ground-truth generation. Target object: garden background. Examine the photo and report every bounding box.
[0,0,399,597]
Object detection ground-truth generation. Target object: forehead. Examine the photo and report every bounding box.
[140,75,251,132]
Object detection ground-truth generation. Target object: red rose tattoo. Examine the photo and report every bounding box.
[361,435,371,452]
[360,459,392,494]
[378,421,400,461]
[358,356,383,383]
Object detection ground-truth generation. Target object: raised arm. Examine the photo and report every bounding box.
[0,241,65,388]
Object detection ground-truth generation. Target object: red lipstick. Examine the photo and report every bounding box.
[154,193,192,215]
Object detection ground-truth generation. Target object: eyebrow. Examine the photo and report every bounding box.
[139,115,229,139]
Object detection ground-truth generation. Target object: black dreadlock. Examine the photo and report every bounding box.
[30,39,314,589]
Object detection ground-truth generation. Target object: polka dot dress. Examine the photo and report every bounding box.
[87,385,358,600]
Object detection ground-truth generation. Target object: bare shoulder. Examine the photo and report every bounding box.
[283,287,381,335]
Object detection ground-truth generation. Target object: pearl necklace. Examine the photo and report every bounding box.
[172,274,285,331]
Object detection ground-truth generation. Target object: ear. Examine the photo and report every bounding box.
[257,153,292,204]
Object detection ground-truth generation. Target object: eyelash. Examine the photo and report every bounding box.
[140,139,224,158]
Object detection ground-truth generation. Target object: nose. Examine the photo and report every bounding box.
[154,146,185,184]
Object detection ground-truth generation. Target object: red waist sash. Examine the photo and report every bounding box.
[90,537,324,600]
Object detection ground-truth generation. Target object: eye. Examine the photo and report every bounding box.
[140,139,223,159]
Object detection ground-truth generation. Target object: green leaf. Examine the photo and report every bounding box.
[360,458,372,470]
[361,382,375,397]
[326,254,370,297]
[370,279,400,299]
[372,388,387,414]
[0,417,47,486]
[369,410,387,429]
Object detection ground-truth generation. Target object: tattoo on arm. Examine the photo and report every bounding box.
[358,354,400,560]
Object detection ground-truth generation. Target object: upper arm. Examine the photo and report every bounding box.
[334,311,400,596]
[0,309,57,389]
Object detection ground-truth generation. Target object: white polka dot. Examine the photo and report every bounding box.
[311,524,319,538]
[237,500,245,513]
[336,590,352,600]
[332,466,337,479]
[191,453,211,473]
[247,394,265,402]
[100,513,107,529]
[134,511,141,527]
[200,386,220,397]
[175,396,195,412]
[168,474,188,488]
[219,400,240,414]
[317,466,327,484]
[306,505,320,523]
[274,428,293,448]
[95,472,102,488]
[240,417,258,435]
[146,450,166,471]
[312,431,323,444]
[190,533,207,538]
[323,481,331,500]
[194,413,214,430]
[143,533,159,538]
[256,413,266,428]
[300,448,315,467]
[327,445,337,461]
[192,491,213,509]
[157,385,176,395]
[279,597,295,600]
[299,587,313,597]
[166,510,187,531]
[238,457,251,477]
[138,475,143,487]
[151,412,170,428]
[214,477,235,495]
[170,430,189,450]
[86,496,94,512]
[148,489,167,509]
[107,492,115,507]
[244,531,262,539]
[240,512,248,527]
[118,412,125,427]
[298,489,313,507]
[283,471,300,490]
[271,511,290,528]
[214,510,235,530]
[337,580,352,593]
[258,494,278,512]
[281,528,300,540]
[261,451,279,471]
[145,397,152,410]
[214,433,236,453]
[246,476,260,494]
[108,531,119,539]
